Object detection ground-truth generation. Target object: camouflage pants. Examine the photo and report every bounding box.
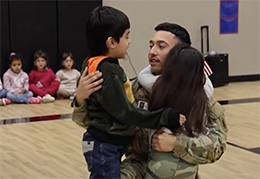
[119,127,199,179]
[145,150,198,179]
[120,153,147,179]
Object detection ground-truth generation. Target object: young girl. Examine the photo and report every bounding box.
[3,53,42,104]
[55,52,80,99]
[29,50,60,103]
[142,44,209,179]
[0,80,11,106]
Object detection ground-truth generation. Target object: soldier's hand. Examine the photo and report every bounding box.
[152,129,176,152]
[76,67,103,106]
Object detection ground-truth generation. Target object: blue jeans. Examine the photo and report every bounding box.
[82,132,127,179]
[7,91,33,103]
[0,89,7,98]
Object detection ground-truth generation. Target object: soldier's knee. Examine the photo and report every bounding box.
[120,160,146,179]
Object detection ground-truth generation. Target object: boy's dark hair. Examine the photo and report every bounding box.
[85,6,130,57]
[9,53,22,66]
[155,22,191,45]
[61,52,74,69]
[33,50,48,70]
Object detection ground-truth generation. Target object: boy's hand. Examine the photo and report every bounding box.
[179,114,186,126]
[76,67,103,106]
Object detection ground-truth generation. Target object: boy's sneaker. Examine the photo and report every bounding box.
[0,98,12,106]
[29,96,42,104]
[42,94,55,103]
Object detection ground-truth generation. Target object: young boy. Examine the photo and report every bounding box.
[82,6,185,179]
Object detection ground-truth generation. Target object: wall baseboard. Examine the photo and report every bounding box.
[229,74,260,83]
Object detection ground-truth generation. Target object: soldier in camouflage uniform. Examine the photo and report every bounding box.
[119,79,227,179]
[137,44,225,179]
[72,22,228,178]
[120,23,227,179]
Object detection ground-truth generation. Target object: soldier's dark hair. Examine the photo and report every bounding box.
[155,22,191,45]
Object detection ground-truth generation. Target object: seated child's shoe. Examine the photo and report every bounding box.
[42,94,55,103]
[70,93,76,100]
[0,98,11,106]
[3,98,11,105]
[0,99,5,106]
[37,96,42,103]
[29,96,42,104]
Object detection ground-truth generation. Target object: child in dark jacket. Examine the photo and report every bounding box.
[29,50,60,103]
[81,6,186,179]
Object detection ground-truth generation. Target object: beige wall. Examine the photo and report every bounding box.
[103,0,260,77]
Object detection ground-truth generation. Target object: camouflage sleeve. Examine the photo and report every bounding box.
[173,100,228,164]
[120,127,149,179]
[71,99,90,129]
[120,81,151,179]
[71,57,90,129]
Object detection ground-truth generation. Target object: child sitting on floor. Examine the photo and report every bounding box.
[29,50,60,103]
[55,52,80,99]
[3,53,42,104]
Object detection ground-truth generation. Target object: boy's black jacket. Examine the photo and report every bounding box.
[86,56,180,146]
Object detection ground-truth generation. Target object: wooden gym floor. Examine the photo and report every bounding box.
[0,81,259,179]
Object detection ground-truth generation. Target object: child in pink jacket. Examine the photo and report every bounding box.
[3,53,41,104]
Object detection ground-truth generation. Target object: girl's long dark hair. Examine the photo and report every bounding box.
[149,43,208,137]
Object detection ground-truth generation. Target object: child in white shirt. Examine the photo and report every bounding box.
[56,52,80,99]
